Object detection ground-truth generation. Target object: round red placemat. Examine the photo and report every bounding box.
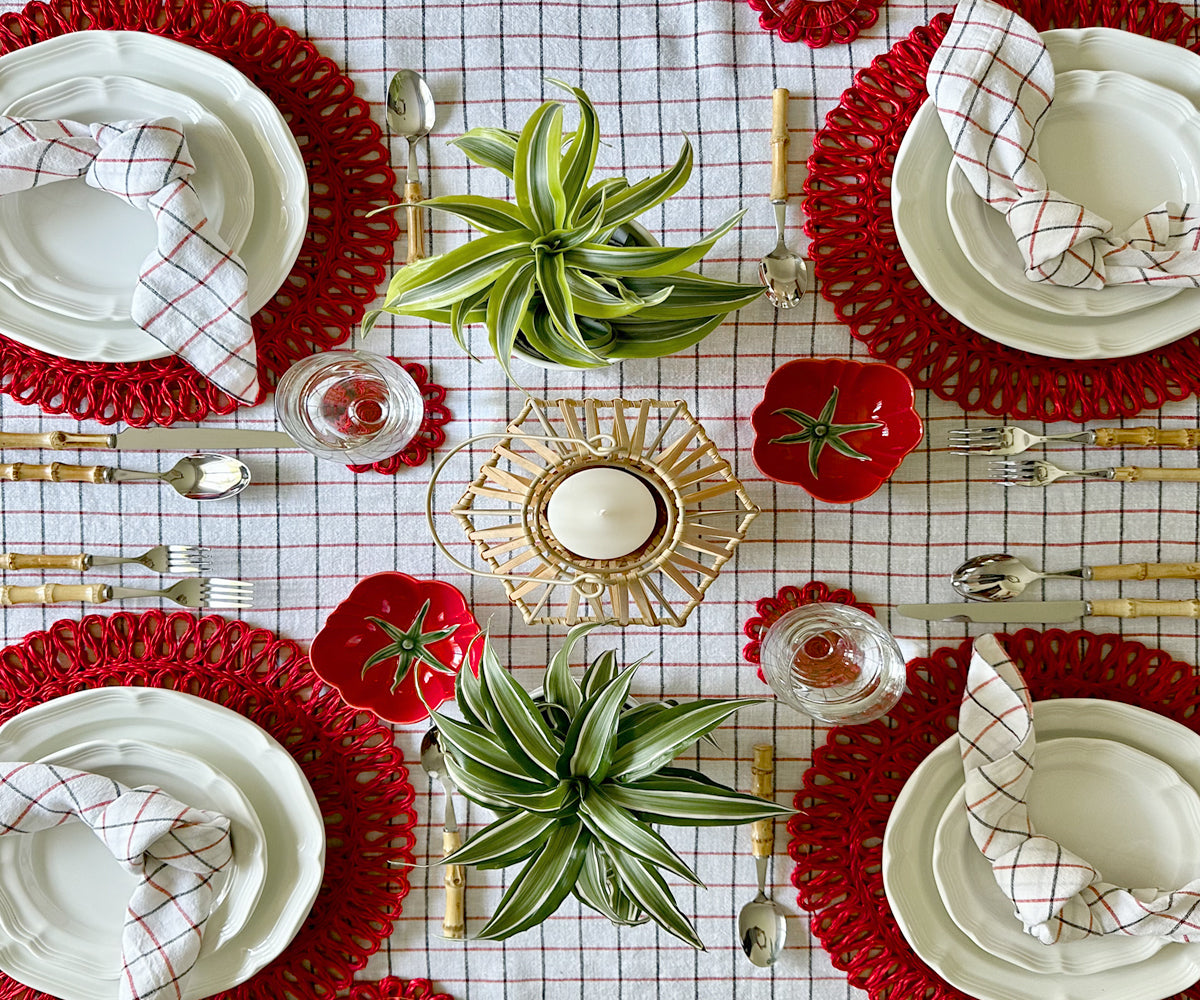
[789,627,1200,1000]
[0,0,398,427]
[348,361,452,476]
[0,611,417,1000]
[804,0,1200,422]
[745,0,881,47]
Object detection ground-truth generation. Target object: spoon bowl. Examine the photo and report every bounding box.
[952,553,1086,601]
[738,894,788,967]
[111,453,251,501]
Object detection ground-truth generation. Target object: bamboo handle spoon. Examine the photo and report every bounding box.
[387,70,436,264]
[420,727,465,939]
[737,744,787,967]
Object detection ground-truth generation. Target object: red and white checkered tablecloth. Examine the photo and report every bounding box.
[5,1,1200,998]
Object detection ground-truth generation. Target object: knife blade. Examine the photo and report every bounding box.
[0,428,298,452]
[897,598,1200,622]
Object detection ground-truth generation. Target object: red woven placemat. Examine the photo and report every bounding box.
[745,0,881,47]
[0,0,398,426]
[804,0,1200,422]
[0,611,418,1000]
[788,627,1200,1000]
[345,978,453,1000]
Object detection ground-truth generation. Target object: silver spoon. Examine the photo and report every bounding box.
[58,453,249,501]
[386,69,436,264]
[952,553,1086,602]
[420,727,465,939]
[737,744,787,967]
[759,88,808,309]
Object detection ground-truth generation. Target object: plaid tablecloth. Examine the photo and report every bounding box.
[4,1,1200,998]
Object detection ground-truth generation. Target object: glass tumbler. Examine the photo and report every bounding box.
[274,351,424,464]
[759,603,906,725]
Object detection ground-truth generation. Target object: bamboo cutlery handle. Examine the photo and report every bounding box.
[751,744,775,858]
[0,584,107,606]
[406,179,426,264]
[443,829,465,939]
[770,89,789,202]
[1090,598,1200,618]
[0,553,89,571]
[0,431,112,451]
[0,462,110,483]
[1111,467,1200,482]
[1094,427,1200,447]
[1091,562,1200,581]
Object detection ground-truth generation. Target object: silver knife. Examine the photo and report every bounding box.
[0,427,297,452]
[898,599,1200,623]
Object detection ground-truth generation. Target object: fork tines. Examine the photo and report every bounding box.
[164,545,210,574]
[201,578,254,608]
[948,426,1007,454]
[988,459,1038,484]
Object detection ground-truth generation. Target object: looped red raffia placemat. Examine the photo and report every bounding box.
[788,627,1200,1000]
[0,0,399,427]
[804,0,1200,422]
[746,0,881,47]
[0,611,419,1000]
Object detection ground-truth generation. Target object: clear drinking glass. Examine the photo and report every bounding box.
[274,351,424,464]
[759,603,906,725]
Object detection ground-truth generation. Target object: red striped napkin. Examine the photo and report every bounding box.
[928,0,1200,289]
[0,760,233,1000]
[0,117,258,403]
[960,634,1200,943]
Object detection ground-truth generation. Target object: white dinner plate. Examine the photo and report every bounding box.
[893,28,1200,359]
[0,738,270,975]
[0,687,325,1000]
[944,69,1200,318]
[0,75,255,323]
[883,699,1200,1000]
[931,736,1200,975]
[0,31,308,363]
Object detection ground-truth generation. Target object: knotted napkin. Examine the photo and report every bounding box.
[928,0,1200,289]
[0,117,258,403]
[0,760,233,1000]
[960,633,1200,942]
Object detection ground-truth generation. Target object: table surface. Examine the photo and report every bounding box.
[4,1,1200,998]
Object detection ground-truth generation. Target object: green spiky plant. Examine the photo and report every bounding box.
[427,624,792,948]
[364,81,764,381]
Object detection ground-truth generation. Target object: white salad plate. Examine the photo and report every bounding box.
[931,735,1200,975]
[0,687,325,1000]
[882,698,1200,1000]
[0,30,308,363]
[893,28,1200,360]
[944,69,1200,319]
[0,738,270,977]
[0,75,255,323]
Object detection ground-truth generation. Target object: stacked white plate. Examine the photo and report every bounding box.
[0,31,308,363]
[892,29,1200,360]
[0,687,326,1000]
[882,698,1200,1000]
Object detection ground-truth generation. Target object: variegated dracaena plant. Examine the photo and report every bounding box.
[363,80,764,380]
[427,624,792,948]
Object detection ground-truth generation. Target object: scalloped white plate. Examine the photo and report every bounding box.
[0,75,255,323]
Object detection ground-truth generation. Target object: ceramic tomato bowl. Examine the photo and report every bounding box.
[310,571,481,725]
[751,358,923,503]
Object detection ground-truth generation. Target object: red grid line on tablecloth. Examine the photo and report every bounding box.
[0,0,399,426]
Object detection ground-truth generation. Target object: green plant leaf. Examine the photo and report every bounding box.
[454,633,492,730]
[605,774,794,826]
[562,661,641,780]
[548,79,600,222]
[599,137,693,232]
[478,627,564,778]
[574,840,627,923]
[441,810,557,868]
[387,233,531,313]
[600,841,705,949]
[622,272,765,320]
[418,194,533,234]
[552,190,609,251]
[441,749,552,811]
[578,177,629,217]
[603,314,726,359]
[430,710,549,783]
[450,127,520,178]
[607,698,763,781]
[476,821,589,940]
[564,211,745,278]
[515,101,567,233]
[565,270,671,320]
[450,284,490,360]
[580,785,703,885]
[544,622,606,716]
[533,250,600,360]
[518,308,612,369]
[486,259,539,385]
[582,649,618,699]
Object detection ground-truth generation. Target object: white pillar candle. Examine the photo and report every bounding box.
[545,467,659,560]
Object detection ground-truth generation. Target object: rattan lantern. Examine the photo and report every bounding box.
[442,397,759,628]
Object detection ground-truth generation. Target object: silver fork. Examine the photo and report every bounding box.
[989,459,1200,486]
[0,578,254,608]
[0,545,209,575]
[950,426,1095,456]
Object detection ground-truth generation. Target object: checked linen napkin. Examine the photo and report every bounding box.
[960,634,1200,943]
[928,0,1200,289]
[0,117,258,403]
[0,760,233,1000]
